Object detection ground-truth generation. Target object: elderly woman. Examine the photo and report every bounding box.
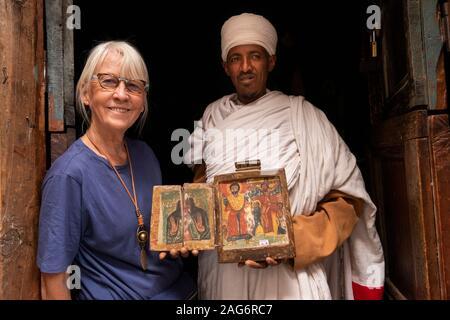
[37,41,195,300]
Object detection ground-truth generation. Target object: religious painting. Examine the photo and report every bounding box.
[150,185,183,251]
[214,168,295,263]
[182,183,215,250]
[150,165,295,263]
[150,184,215,251]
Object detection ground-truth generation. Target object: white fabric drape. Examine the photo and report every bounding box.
[185,91,384,299]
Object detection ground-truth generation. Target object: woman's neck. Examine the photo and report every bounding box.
[83,125,127,166]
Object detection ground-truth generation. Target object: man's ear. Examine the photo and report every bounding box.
[222,61,231,76]
[268,55,277,72]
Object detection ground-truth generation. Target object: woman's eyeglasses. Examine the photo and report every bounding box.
[92,73,149,94]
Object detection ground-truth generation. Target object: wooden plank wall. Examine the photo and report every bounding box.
[428,114,450,298]
[367,0,450,299]
[0,0,45,299]
[46,0,76,163]
[372,111,440,299]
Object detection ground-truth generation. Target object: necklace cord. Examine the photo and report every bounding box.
[85,134,144,227]
[85,133,149,270]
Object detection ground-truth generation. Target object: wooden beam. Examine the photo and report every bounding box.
[47,0,76,162]
[50,128,76,163]
[63,0,75,127]
[373,110,428,148]
[45,0,65,131]
[0,0,45,299]
[404,137,440,299]
[421,0,443,110]
[428,114,450,298]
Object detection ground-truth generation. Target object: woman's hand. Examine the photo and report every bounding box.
[159,247,199,260]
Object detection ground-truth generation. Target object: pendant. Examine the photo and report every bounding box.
[137,226,148,271]
[137,229,148,243]
[140,247,148,271]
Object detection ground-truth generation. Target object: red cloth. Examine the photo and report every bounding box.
[256,194,279,233]
[352,282,384,300]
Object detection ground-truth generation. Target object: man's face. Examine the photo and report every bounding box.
[223,44,276,104]
[230,185,239,194]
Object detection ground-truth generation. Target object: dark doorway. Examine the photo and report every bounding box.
[73,0,374,185]
[72,0,376,287]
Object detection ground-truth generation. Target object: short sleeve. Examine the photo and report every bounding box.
[37,173,82,273]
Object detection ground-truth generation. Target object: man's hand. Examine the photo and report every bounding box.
[238,257,280,269]
[159,247,199,260]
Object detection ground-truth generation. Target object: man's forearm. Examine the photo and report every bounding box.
[291,190,363,270]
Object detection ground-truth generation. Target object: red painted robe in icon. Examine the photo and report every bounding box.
[256,192,278,233]
[224,193,248,240]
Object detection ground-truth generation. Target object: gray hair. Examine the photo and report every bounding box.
[75,41,149,134]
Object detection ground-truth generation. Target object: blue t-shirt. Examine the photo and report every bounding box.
[37,138,195,300]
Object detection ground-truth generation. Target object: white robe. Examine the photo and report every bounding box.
[186,90,385,299]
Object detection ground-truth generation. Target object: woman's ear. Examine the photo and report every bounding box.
[81,84,90,106]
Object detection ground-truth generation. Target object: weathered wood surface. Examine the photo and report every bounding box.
[45,0,64,131]
[421,0,443,110]
[46,0,76,162]
[372,110,441,299]
[373,110,428,148]
[50,128,76,164]
[404,137,440,299]
[382,0,446,115]
[0,0,45,299]
[428,114,450,298]
[63,0,75,127]
[436,50,448,110]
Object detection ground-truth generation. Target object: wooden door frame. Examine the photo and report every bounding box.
[366,0,449,299]
[371,111,441,299]
[0,0,45,299]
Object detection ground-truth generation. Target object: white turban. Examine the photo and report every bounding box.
[221,13,278,62]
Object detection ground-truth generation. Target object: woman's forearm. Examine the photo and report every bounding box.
[41,272,72,300]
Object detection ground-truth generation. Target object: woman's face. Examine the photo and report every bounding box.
[83,51,145,135]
